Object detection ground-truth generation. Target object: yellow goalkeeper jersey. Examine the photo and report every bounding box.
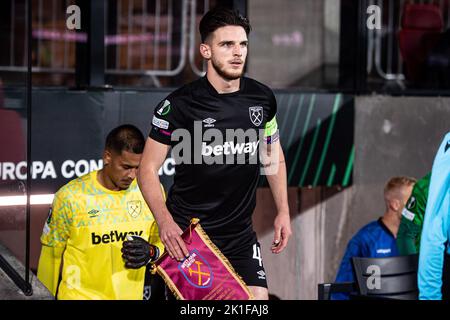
[37,170,164,300]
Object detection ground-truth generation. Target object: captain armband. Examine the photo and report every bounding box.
[263,116,279,144]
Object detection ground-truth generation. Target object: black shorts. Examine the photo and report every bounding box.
[225,241,268,288]
[143,267,166,301]
[210,229,267,289]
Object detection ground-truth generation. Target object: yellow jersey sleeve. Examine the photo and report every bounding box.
[40,191,72,247]
[38,190,73,296]
[37,245,64,296]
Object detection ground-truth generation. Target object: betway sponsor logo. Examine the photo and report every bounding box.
[91,230,143,244]
[169,121,280,174]
[201,141,259,157]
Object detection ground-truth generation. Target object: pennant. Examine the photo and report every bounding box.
[152,219,253,300]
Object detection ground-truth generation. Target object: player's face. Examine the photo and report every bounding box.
[208,26,248,80]
[105,150,141,190]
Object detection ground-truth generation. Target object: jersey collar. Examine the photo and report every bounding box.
[377,217,396,238]
[201,75,246,97]
[92,170,133,195]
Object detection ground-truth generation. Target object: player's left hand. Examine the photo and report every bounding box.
[122,235,160,269]
[271,212,292,254]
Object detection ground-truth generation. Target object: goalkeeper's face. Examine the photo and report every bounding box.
[105,150,142,190]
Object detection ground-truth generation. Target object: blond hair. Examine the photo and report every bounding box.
[384,176,416,203]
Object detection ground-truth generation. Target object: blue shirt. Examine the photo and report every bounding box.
[418,132,450,300]
[332,218,399,300]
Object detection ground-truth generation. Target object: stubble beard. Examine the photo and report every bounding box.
[211,56,244,81]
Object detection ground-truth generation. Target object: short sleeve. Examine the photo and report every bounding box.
[148,98,185,145]
[40,191,72,247]
[268,90,277,121]
[263,91,279,144]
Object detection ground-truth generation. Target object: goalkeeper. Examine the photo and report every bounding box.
[37,125,164,300]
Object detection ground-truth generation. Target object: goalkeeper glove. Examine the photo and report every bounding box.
[121,235,160,269]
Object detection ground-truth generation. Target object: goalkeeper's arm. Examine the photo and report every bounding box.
[37,245,64,296]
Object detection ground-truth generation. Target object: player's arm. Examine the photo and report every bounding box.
[137,137,189,261]
[122,185,166,269]
[37,246,64,296]
[332,236,363,300]
[418,133,450,300]
[150,184,167,255]
[265,142,291,254]
[336,239,362,282]
[37,193,70,296]
[260,115,291,254]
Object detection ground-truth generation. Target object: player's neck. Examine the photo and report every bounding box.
[206,71,240,94]
[97,169,120,191]
[381,213,400,238]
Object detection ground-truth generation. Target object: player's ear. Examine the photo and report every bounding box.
[390,198,401,212]
[103,149,112,166]
[200,43,211,59]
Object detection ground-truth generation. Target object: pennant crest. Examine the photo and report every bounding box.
[179,249,213,289]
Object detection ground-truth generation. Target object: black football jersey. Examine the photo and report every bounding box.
[149,76,277,244]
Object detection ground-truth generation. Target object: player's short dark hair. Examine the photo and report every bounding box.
[199,7,251,43]
[105,124,145,155]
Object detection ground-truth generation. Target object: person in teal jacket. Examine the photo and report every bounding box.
[418,132,450,300]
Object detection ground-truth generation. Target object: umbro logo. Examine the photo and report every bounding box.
[257,270,266,280]
[445,140,450,153]
[88,209,100,218]
[202,118,216,128]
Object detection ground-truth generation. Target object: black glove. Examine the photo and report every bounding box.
[121,235,160,269]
